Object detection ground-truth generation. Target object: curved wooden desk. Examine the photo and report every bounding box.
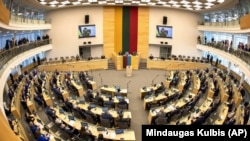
[147,59,210,70]
[178,97,213,125]
[192,72,200,94]
[38,59,108,72]
[53,108,136,140]
[143,88,179,110]
[70,99,132,120]
[140,84,161,99]
[148,92,195,123]
[100,86,127,97]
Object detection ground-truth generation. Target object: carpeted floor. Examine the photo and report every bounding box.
[23,69,168,141]
[89,69,167,141]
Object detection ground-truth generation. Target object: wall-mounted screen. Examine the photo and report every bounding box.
[156,25,173,38]
[78,24,96,38]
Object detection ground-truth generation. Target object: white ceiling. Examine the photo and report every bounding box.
[0,0,241,37]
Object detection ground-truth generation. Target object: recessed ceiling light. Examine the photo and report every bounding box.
[207,0,215,2]
[180,0,190,4]
[192,0,202,5]
[217,0,224,3]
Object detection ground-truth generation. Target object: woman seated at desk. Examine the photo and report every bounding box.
[25,111,35,123]
[76,126,95,141]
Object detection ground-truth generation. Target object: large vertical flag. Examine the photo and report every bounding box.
[115,6,138,67]
[115,6,138,55]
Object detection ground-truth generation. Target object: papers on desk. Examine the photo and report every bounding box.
[167,105,176,111]
[37,122,44,129]
[69,120,75,126]
[50,135,54,140]
[125,99,129,103]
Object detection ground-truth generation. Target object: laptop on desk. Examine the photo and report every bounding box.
[116,96,124,100]
[68,115,75,120]
[102,107,108,112]
[81,122,88,127]
[105,94,112,98]
[59,109,65,114]
[89,104,96,109]
[97,127,106,131]
[115,129,124,134]
[79,100,85,104]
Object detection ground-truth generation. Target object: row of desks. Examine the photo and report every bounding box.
[38,59,108,72]
[55,108,135,140]
[148,92,196,123]
[143,88,179,110]
[178,97,213,125]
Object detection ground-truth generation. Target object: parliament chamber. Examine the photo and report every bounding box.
[1,0,250,141]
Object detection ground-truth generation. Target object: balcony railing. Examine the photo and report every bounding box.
[198,20,240,28]
[199,42,250,65]
[10,15,51,24]
[0,39,51,70]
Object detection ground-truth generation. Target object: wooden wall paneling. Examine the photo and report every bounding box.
[240,13,250,29]
[103,7,115,59]
[0,0,10,25]
[137,7,149,59]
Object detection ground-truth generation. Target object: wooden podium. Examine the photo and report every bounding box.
[126,66,132,77]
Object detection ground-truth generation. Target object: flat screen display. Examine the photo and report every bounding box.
[78,24,96,38]
[156,25,173,38]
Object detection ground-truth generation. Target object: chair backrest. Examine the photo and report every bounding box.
[103,103,114,109]
[85,114,96,125]
[84,95,90,102]
[100,117,112,128]
[117,104,128,110]
[155,117,167,125]
[91,98,99,106]
[116,121,129,129]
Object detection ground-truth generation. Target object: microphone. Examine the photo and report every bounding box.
[127,81,132,93]
[165,64,171,77]
[152,75,159,85]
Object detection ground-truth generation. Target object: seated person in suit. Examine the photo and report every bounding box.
[115,113,130,127]
[34,93,45,106]
[117,98,128,109]
[54,117,62,125]
[29,122,41,138]
[45,106,56,120]
[149,54,154,60]
[101,110,114,126]
[86,89,94,101]
[64,98,74,112]
[154,109,168,125]
[85,106,98,123]
[191,112,205,125]
[156,109,165,118]
[96,133,107,141]
[78,126,95,141]
[94,92,104,106]
[25,111,35,123]
[224,115,236,125]
[170,75,179,87]
[213,84,220,97]
[118,97,128,105]
[156,82,166,93]
[104,97,115,108]
[59,123,75,137]
[37,134,50,141]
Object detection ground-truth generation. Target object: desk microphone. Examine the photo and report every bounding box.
[152,75,159,86]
